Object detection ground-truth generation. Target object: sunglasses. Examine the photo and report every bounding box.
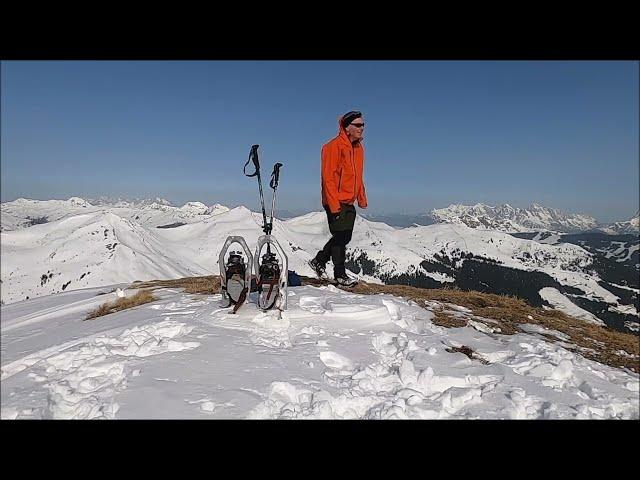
[349,123,365,128]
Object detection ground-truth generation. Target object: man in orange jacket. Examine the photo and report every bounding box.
[308,110,368,287]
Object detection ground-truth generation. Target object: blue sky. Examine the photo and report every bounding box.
[1,61,638,222]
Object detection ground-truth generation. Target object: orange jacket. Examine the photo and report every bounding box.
[321,116,368,214]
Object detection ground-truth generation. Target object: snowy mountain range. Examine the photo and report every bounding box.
[87,196,173,208]
[431,203,601,233]
[1,197,638,334]
[0,197,229,231]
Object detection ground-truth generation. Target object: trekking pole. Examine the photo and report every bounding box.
[243,144,268,234]
[268,163,283,235]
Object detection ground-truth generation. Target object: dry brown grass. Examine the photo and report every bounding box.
[430,311,468,329]
[85,289,158,320]
[445,345,490,364]
[132,275,220,295]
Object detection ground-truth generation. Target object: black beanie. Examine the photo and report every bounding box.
[341,110,362,128]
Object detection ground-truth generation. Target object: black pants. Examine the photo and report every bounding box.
[315,203,356,278]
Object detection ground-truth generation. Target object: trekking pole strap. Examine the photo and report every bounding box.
[243,144,260,178]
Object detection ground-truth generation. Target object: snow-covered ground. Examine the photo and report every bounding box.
[1,284,637,419]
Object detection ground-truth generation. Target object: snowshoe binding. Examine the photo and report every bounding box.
[257,251,281,310]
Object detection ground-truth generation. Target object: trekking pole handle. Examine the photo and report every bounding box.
[270,162,283,189]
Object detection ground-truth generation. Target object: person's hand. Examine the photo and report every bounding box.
[330,210,341,222]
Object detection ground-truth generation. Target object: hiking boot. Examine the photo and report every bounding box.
[308,258,327,279]
[335,274,357,287]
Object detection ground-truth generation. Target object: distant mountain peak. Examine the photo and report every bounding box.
[206,203,230,215]
[67,197,92,207]
[178,202,209,215]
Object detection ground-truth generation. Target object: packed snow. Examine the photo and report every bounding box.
[1,283,637,419]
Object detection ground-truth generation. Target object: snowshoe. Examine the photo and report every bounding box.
[219,236,253,313]
[241,144,289,311]
[254,234,288,311]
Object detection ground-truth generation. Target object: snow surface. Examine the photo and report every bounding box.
[605,243,639,262]
[1,284,637,419]
[538,288,605,326]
